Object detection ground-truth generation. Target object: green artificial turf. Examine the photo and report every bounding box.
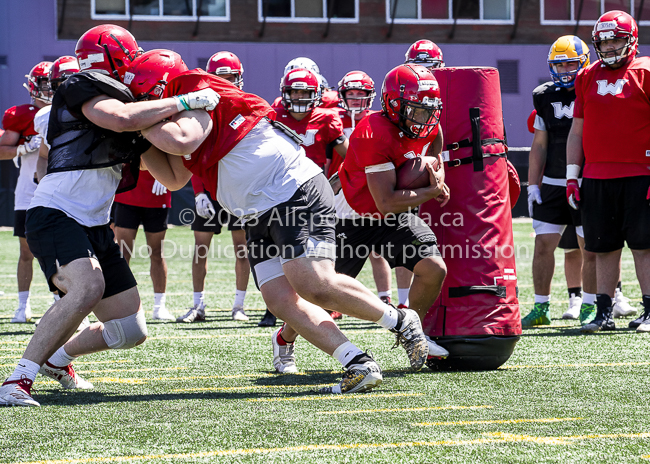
[0,221,649,463]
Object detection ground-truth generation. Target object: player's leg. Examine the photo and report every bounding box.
[230,224,250,322]
[558,225,583,320]
[13,233,34,323]
[576,230,597,324]
[395,266,413,308]
[369,252,392,305]
[113,203,141,265]
[143,207,171,320]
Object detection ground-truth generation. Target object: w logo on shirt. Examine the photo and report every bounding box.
[300,129,318,146]
[596,79,628,96]
[551,101,574,119]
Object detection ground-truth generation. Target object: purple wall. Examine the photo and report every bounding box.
[3,2,648,148]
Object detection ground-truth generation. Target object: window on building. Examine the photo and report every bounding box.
[541,0,649,25]
[92,0,229,21]
[259,0,358,22]
[387,0,513,23]
[497,60,519,94]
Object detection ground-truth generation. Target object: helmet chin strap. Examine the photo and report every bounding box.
[102,43,121,81]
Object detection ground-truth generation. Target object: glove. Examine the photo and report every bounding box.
[567,179,580,210]
[16,136,41,157]
[174,89,220,112]
[195,193,216,219]
[152,180,168,196]
[527,184,542,217]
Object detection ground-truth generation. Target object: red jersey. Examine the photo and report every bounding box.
[191,175,209,196]
[327,109,376,178]
[2,104,39,143]
[275,106,344,168]
[339,112,439,217]
[115,170,171,208]
[163,69,275,198]
[574,57,650,179]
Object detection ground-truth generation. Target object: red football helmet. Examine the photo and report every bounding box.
[405,40,444,69]
[24,61,53,103]
[206,51,244,89]
[592,10,638,67]
[280,68,321,113]
[49,56,81,91]
[381,64,442,139]
[337,71,376,113]
[75,24,142,82]
[124,49,188,101]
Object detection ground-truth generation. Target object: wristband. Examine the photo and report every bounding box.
[566,164,581,180]
[174,95,191,112]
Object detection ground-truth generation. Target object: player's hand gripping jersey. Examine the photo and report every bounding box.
[339,112,439,217]
[574,56,650,179]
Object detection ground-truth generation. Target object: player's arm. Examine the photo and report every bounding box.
[367,163,445,215]
[566,117,584,167]
[140,145,192,191]
[528,129,548,187]
[35,142,49,182]
[0,130,21,160]
[333,138,349,159]
[141,110,212,156]
[81,95,184,133]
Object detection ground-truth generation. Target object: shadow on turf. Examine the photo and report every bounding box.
[0,330,33,336]
[520,326,638,337]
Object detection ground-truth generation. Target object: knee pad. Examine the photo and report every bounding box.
[102,311,148,350]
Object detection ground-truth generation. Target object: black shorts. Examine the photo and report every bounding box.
[335,212,441,278]
[532,183,582,226]
[113,203,169,233]
[109,202,117,224]
[246,174,337,288]
[558,225,579,250]
[581,176,650,253]
[25,207,137,298]
[13,210,27,238]
[191,195,243,233]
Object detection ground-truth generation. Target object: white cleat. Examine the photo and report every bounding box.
[613,290,637,318]
[231,306,249,321]
[39,363,93,390]
[563,295,582,319]
[425,336,449,359]
[389,308,429,371]
[153,307,174,321]
[11,306,32,324]
[319,358,383,394]
[272,328,298,373]
[176,305,206,323]
[0,378,40,407]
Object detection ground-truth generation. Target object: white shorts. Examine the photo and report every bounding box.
[533,220,584,238]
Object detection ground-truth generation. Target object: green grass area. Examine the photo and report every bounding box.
[1,221,649,463]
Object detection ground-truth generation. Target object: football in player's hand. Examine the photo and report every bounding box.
[395,156,440,190]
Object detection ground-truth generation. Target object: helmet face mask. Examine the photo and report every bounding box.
[381,64,442,139]
[337,71,376,113]
[280,69,321,113]
[591,10,638,67]
[547,35,590,88]
[24,61,53,104]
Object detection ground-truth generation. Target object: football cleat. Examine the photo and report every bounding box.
[330,311,343,320]
[231,306,249,322]
[612,290,637,318]
[581,305,615,333]
[176,305,206,323]
[521,302,551,327]
[0,378,40,407]
[319,357,383,394]
[38,362,93,390]
[272,328,297,374]
[425,336,449,359]
[562,294,582,319]
[153,307,174,321]
[630,304,650,330]
[11,305,32,324]
[579,303,597,325]
[258,308,277,327]
[397,304,408,309]
[379,295,392,305]
[389,308,429,371]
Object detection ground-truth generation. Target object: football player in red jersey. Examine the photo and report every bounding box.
[137,63,433,393]
[177,51,253,324]
[566,11,650,333]
[0,61,52,323]
[272,57,340,110]
[405,40,445,69]
[0,28,220,407]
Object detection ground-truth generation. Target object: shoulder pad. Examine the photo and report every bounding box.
[532,81,556,96]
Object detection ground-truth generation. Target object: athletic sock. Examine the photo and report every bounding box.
[5,358,40,383]
[154,293,166,310]
[47,346,77,368]
[376,305,399,330]
[53,293,61,302]
[276,328,292,346]
[18,291,30,309]
[332,341,364,368]
[583,293,596,306]
[193,291,205,308]
[397,288,410,307]
[233,290,246,308]
[378,290,392,300]
[534,294,550,304]
[568,287,582,298]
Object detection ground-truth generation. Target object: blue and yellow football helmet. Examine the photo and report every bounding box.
[548,35,590,88]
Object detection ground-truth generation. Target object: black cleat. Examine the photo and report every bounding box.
[258,308,277,327]
[581,295,615,333]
